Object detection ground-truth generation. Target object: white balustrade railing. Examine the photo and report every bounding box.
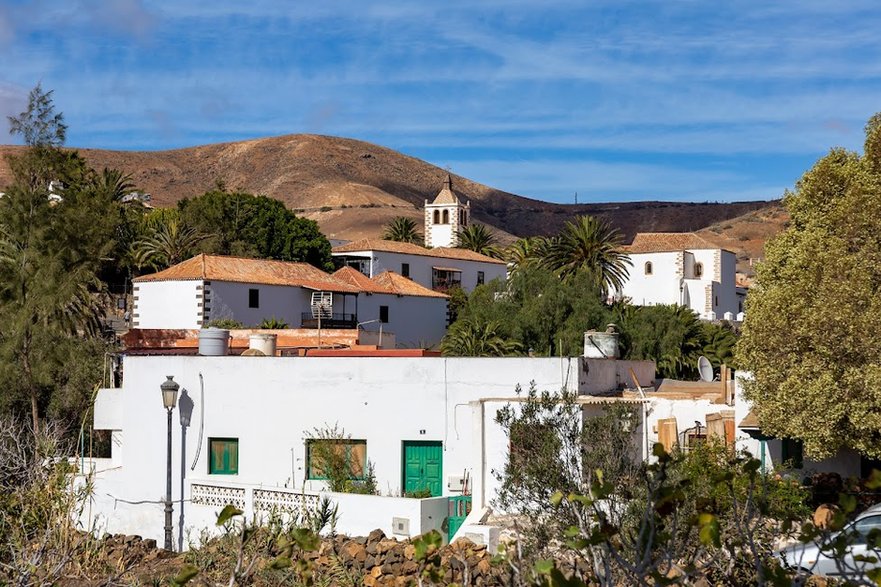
[191,483,247,509]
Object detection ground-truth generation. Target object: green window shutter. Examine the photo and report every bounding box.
[306,439,367,480]
[209,438,239,474]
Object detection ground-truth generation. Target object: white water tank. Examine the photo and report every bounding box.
[249,333,277,356]
[584,326,620,359]
[198,328,230,356]
[723,312,734,321]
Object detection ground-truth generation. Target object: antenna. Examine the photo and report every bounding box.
[697,356,714,382]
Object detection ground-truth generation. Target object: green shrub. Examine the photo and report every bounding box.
[204,318,244,329]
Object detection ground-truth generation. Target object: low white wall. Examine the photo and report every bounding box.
[82,471,449,550]
[134,281,202,329]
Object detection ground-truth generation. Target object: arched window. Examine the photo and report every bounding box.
[644,261,653,275]
[462,210,467,225]
[442,209,449,224]
[433,210,440,224]
[694,262,703,278]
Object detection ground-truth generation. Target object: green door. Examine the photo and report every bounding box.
[402,441,443,497]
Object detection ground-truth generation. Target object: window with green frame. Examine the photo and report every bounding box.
[306,439,366,480]
[209,438,239,474]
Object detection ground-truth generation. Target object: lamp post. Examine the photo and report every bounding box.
[160,375,179,551]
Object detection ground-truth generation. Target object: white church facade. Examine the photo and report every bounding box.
[615,233,743,321]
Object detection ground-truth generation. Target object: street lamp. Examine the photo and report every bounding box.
[160,375,179,551]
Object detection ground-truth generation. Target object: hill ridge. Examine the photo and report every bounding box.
[0,134,776,248]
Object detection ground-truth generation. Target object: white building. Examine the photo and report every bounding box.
[424,174,471,248]
[133,254,449,348]
[332,267,449,348]
[332,239,506,294]
[86,351,655,548]
[617,233,742,320]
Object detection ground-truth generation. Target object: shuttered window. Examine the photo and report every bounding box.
[209,438,239,475]
[306,439,366,480]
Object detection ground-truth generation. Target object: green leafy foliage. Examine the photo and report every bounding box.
[179,190,333,270]
[445,266,736,375]
[258,316,289,329]
[738,112,881,459]
[457,223,498,255]
[541,215,631,294]
[382,216,422,244]
[204,318,245,329]
[6,83,67,147]
[1,93,118,434]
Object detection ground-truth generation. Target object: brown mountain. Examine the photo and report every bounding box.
[0,134,776,243]
[698,202,788,276]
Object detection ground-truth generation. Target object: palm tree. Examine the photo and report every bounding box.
[94,167,135,201]
[383,217,422,244]
[543,215,631,294]
[456,224,497,255]
[440,318,521,357]
[135,218,205,270]
[504,236,549,276]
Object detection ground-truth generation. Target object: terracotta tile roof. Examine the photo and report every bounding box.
[373,271,449,299]
[332,238,505,265]
[333,267,448,298]
[625,233,724,254]
[430,174,463,205]
[332,267,393,294]
[133,254,360,293]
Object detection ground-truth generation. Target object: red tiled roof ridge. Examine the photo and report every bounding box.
[332,238,505,264]
[373,270,449,299]
[625,232,731,254]
[133,253,360,293]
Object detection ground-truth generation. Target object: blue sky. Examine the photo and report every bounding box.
[1,0,880,203]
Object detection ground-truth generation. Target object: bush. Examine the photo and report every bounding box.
[258,316,289,329]
[205,318,244,329]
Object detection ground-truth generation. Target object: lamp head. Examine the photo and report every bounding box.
[160,375,179,410]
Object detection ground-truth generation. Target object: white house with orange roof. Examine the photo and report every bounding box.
[133,254,449,346]
[331,239,506,294]
[332,267,449,347]
[616,233,742,320]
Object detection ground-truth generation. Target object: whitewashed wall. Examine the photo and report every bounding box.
[618,249,740,321]
[357,294,448,348]
[333,250,506,293]
[79,475,449,550]
[207,281,314,327]
[90,355,652,543]
[134,281,203,329]
[619,252,681,307]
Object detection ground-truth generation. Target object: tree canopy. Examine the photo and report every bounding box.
[738,114,881,460]
[445,265,736,376]
[456,224,499,256]
[382,216,422,244]
[177,190,334,270]
[1,86,116,433]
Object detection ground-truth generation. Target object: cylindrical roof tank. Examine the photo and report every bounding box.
[198,328,230,356]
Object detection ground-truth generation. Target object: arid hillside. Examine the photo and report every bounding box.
[0,134,776,243]
[696,202,788,276]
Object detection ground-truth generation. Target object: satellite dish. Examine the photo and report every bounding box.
[697,356,713,382]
